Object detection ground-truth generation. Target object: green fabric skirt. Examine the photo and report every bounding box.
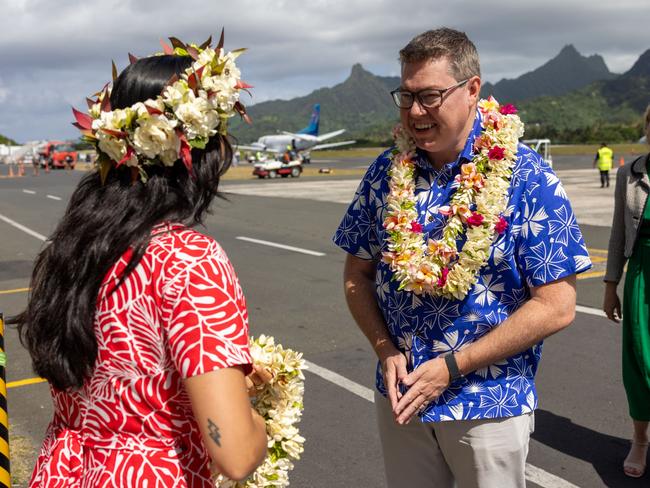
[623,237,650,421]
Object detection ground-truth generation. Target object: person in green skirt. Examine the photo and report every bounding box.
[603,105,650,478]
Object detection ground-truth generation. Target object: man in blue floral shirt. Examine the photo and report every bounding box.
[334,28,591,488]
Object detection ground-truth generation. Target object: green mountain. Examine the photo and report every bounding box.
[519,49,650,142]
[230,64,400,144]
[230,47,649,145]
[481,45,615,102]
[0,134,17,145]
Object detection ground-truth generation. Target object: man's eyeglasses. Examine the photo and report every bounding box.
[390,79,469,109]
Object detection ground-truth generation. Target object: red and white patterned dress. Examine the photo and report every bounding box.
[29,225,253,487]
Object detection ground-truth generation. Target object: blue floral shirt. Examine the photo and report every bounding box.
[333,113,592,422]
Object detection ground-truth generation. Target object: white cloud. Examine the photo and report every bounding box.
[1,0,649,141]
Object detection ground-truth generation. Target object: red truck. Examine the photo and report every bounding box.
[40,141,77,169]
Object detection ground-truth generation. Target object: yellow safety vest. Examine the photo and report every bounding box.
[597,147,613,171]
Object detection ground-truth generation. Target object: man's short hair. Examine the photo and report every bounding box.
[399,28,481,81]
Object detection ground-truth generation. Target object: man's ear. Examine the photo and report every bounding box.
[468,76,481,104]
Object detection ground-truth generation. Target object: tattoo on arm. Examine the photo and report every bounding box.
[207,418,221,447]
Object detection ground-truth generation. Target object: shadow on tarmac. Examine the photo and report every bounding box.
[533,409,644,487]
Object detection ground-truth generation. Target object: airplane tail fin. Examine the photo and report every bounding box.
[297,104,320,136]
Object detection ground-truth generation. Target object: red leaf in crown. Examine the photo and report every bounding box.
[72,124,95,139]
[100,88,111,112]
[72,107,93,130]
[168,37,187,51]
[144,103,163,116]
[178,131,193,173]
[116,145,135,167]
[86,97,96,109]
[111,60,118,82]
[187,45,200,60]
[100,128,128,138]
[199,35,212,50]
[243,113,253,125]
[128,53,138,65]
[234,80,254,90]
[216,28,225,51]
[187,72,199,94]
[159,39,174,55]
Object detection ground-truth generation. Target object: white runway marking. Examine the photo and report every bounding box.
[305,359,580,488]
[236,236,325,256]
[22,189,36,195]
[576,304,607,318]
[46,195,62,201]
[304,360,374,402]
[0,213,47,241]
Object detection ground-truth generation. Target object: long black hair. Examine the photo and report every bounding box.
[10,55,233,390]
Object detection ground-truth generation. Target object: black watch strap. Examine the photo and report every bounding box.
[444,353,463,383]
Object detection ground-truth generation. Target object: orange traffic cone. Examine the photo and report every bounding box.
[619,156,625,167]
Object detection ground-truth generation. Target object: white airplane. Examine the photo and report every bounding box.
[238,104,355,158]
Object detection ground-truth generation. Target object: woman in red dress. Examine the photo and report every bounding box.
[11,39,268,486]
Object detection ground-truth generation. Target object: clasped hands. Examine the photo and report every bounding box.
[381,346,450,425]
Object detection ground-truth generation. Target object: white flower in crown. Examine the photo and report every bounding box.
[96,131,129,166]
[132,114,180,166]
[162,80,191,109]
[174,91,220,140]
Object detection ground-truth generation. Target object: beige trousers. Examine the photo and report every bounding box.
[375,392,534,488]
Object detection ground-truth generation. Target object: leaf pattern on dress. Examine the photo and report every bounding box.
[30,226,252,487]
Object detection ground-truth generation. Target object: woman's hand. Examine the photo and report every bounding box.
[603,282,622,323]
[245,365,273,397]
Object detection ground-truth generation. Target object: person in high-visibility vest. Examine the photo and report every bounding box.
[594,142,614,188]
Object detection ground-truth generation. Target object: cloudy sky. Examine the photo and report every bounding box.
[1,0,649,143]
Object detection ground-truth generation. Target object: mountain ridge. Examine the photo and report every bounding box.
[230,46,649,144]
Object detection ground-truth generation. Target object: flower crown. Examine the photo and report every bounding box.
[72,31,252,183]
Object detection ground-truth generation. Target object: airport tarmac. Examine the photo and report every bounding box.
[0,156,643,487]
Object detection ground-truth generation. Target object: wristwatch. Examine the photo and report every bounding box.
[444,353,464,383]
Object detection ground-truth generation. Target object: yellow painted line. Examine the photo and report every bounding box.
[0,287,29,295]
[578,270,606,280]
[590,256,606,263]
[587,247,608,254]
[7,377,46,389]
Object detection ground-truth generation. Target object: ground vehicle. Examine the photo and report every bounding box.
[252,159,303,179]
[40,141,78,169]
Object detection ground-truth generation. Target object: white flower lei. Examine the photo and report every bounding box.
[73,33,252,183]
[215,335,306,488]
[382,97,524,300]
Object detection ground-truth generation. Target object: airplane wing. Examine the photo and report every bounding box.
[281,129,346,143]
[280,131,313,141]
[316,129,346,142]
[234,144,281,154]
[310,140,356,151]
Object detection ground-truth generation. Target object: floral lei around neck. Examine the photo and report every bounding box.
[382,97,524,300]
